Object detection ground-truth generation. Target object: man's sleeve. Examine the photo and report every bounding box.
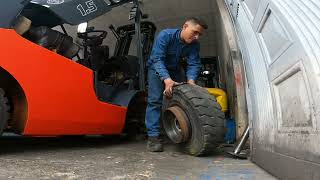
[186,43,201,81]
[150,31,171,80]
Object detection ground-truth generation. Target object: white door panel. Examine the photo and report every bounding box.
[228,0,320,178]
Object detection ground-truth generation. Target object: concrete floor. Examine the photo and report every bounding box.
[0,135,276,180]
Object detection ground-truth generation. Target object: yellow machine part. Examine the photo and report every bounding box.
[206,88,228,113]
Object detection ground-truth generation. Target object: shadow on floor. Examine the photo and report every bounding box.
[0,134,136,155]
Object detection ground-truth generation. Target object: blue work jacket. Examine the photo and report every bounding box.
[147,28,201,81]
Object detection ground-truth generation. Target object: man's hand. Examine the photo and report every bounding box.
[163,78,176,97]
[187,79,196,85]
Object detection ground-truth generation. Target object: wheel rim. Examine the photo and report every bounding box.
[163,106,191,143]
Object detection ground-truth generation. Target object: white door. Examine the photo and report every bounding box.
[228,0,320,179]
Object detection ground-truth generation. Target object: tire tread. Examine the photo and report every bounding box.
[173,84,225,156]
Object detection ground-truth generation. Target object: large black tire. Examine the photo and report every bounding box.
[163,84,225,156]
[0,88,10,134]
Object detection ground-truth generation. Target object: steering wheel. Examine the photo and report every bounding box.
[77,30,107,40]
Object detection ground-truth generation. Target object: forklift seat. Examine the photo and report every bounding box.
[27,26,80,59]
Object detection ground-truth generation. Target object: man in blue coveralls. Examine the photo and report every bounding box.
[145,18,208,152]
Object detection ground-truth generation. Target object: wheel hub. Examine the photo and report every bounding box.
[163,106,191,143]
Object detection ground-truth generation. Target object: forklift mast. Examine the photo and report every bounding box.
[111,21,156,76]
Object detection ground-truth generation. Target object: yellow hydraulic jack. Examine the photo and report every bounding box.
[206,88,228,113]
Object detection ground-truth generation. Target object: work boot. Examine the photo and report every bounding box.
[147,136,163,152]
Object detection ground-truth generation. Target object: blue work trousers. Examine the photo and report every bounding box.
[145,66,184,137]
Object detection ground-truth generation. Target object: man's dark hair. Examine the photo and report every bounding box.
[186,17,208,29]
